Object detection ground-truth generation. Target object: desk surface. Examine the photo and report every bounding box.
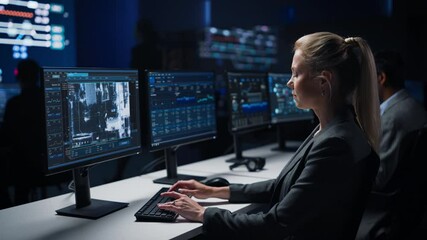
[0,143,296,240]
[179,143,295,180]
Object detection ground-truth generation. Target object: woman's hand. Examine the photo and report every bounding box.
[168,179,230,200]
[168,179,213,199]
[157,191,205,222]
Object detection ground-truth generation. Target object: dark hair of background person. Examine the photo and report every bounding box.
[374,50,405,90]
[16,59,41,86]
[130,18,163,71]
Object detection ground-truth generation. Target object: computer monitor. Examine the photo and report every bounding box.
[268,72,313,151]
[144,70,216,185]
[225,71,270,164]
[42,67,142,219]
[405,79,425,106]
[0,83,21,125]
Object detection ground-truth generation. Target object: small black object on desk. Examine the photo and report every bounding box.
[202,177,230,187]
[226,133,266,172]
[229,157,265,172]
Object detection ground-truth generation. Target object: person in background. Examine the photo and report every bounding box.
[0,59,70,206]
[0,59,45,205]
[110,18,164,182]
[157,32,380,239]
[372,50,427,191]
[356,50,427,239]
[130,18,163,72]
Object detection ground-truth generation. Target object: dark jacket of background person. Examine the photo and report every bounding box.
[356,50,427,240]
[0,59,45,205]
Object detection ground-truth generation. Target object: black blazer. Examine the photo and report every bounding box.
[203,107,379,240]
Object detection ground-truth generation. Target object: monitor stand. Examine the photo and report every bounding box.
[271,124,299,152]
[153,148,206,185]
[56,167,128,219]
[225,133,265,164]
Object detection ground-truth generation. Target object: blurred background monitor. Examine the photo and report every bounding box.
[199,25,278,72]
[0,1,76,84]
[144,70,216,185]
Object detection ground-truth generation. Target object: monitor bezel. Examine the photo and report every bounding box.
[225,71,271,134]
[41,67,142,175]
[143,69,217,152]
[267,72,314,124]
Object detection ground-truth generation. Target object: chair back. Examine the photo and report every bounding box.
[397,125,427,233]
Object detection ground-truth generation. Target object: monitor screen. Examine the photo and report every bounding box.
[226,71,270,132]
[0,1,76,84]
[405,79,425,106]
[146,70,217,151]
[42,68,141,174]
[144,70,216,185]
[0,83,21,124]
[268,72,312,124]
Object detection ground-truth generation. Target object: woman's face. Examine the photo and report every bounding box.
[287,49,320,110]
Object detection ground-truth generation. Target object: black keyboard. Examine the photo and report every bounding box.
[134,187,178,222]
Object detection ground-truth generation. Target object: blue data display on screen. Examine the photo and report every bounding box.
[227,72,270,132]
[147,71,217,150]
[0,84,20,123]
[268,73,312,123]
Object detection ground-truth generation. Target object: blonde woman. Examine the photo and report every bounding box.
[158,32,381,240]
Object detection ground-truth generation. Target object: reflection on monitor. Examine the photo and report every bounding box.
[145,70,216,185]
[0,84,21,124]
[42,67,141,219]
[226,72,270,164]
[268,72,313,152]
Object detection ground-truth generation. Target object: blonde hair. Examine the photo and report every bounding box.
[294,32,380,153]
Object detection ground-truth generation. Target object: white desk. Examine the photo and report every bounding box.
[179,143,296,180]
[0,143,295,240]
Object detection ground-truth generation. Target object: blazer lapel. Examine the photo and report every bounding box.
[269,126,318,204]
[277,125,318,178]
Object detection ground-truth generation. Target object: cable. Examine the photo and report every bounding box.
[67,180,75,192]
[140,156,165,174]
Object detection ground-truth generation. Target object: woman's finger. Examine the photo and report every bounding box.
[161,190,185,199]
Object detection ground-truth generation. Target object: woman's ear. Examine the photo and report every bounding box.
[318,70,333,94]
[319,70,332,85]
